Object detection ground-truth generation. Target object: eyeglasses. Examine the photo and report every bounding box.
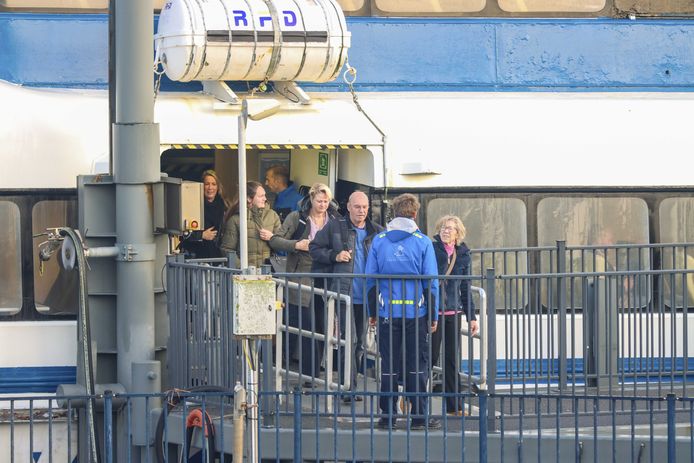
[440,226,456,232]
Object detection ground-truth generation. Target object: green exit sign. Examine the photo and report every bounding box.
[318,152,329,176]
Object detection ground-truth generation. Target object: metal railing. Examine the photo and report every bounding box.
[273,277,353,405]
[167,254,694,400]
[490,267,694,396]
[4,390,694,462]
[472,241,694,307]
[166,255,243,390]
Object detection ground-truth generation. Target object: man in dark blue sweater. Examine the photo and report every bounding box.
[264,165,304,221]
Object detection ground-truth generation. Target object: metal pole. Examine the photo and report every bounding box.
[245,338,259,463]
[556,240,568,391]
[233,382,246,460]
[667,393,676,463]
[108,0,115,173]
[104,390,113,463]
[114,0,159,391]
[479,389,488,463]
[293,387,302,463]
[485,268,497,432]
[238,101,249,270]
[112,3,161,461]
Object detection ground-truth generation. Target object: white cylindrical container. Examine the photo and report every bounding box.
[155,0,350,83]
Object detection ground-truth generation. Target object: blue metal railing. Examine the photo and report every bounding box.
[167,258,694,391]
[3,389,693,462]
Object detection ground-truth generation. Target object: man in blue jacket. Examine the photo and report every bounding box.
[366,193,441,430]
[264,165,304,221]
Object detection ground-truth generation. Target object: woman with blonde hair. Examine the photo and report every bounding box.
[178,170,230,259]
[267,183,341,384]
[431,214,477,415]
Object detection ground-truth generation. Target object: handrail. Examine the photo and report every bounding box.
[432,285,488,392]
[273,278,489,398]
[458,286,487,390]
[272,278,353,410]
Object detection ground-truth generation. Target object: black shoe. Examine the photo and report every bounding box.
[411,418,442,430]
[341,394,363,404]
[377,417,398,430]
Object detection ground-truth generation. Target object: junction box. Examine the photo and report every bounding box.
[232,274,277,337]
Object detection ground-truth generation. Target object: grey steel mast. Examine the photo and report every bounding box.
[113,0,159,391]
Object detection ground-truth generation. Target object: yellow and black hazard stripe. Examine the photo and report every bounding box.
[167,144,365,150]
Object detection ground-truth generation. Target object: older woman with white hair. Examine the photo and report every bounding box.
[431,214,477,416]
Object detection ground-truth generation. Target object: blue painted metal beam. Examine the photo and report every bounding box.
[1,14,694,91]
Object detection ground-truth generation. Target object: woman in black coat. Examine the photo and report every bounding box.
[178,170,230,259]
[431,215,477,415]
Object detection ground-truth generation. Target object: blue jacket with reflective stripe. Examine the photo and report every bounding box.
[365,228,439,320]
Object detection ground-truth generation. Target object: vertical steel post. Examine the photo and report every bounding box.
[667,394,676,463]
[104,390,113,463]
[294,388,302,463]
[261,267,276,427]
[112,3,161,462]
[238,102,249,270]
[556,241,568,391]
[245,339,260,463]
[485,268,497,432]
[114,0,159,391]
[479,389,488,463]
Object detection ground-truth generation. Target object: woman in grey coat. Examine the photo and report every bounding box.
[267,183,340,383]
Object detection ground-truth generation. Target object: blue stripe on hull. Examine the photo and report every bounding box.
[0,367,77,394]
[461,357,694,384]
[2,14,694,91]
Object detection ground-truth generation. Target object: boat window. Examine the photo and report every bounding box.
[538,197,650,310]
[0,201,22,316]
[537,197,650,268]
[659,198,694,310]
[498,0,605,12]
[374,0,486,14]
[0,0,107,9]
[32,200,79,315]
[614,0,694,15]
[337,0,366,13]
[0,0,356,13]
[0,0,168,11]
[427,197,528,310]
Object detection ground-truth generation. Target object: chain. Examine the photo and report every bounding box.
[342,56,385,139]
[342,55,389,201]
[153,41,165,102]
[343,58,363,112]
[153,59,165,102]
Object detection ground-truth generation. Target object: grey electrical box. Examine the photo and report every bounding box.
[233,274,277,337]
[153,177,204,234]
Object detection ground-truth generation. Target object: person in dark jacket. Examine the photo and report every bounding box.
[178,170,230,259]
[268,183,340,384]
[366,193,441,430]
[431,214,477,416]
[309,191,384,401]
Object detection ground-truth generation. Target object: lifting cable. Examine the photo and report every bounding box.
[62,228,101,463]
[343,57,389,202]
